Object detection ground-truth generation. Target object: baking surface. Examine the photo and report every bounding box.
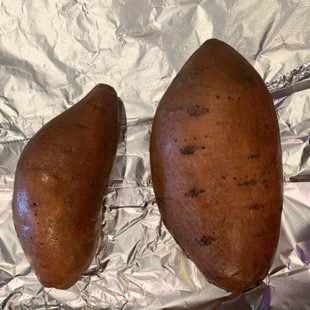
[0,1,310,309]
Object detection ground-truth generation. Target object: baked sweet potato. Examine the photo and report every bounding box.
[150,39,283,293]
[12,84,119,289]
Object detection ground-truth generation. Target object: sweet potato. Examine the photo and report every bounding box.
[12,84,119,289]
[150,39,283,293]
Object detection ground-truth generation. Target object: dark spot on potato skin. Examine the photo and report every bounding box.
[195,235,216,246]
[165,104,209,117]
[180,145,197,155]
[186,105,209,117]
[180,145,206,154]
[187,65,215,83]
[185,188,206,198]
[166,106,184,113]
[247,153,260,159]
[188,68,206,82]
[237,179,257,186]
[248,203,264,211]
[215,95,220,99]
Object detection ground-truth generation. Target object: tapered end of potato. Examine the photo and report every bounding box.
[38,273,79,290]
[94,83,117,95]
[213,274,265,294]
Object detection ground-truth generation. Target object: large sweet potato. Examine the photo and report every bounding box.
[150,39,283,293]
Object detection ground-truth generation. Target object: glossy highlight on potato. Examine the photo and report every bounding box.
[150,39,283,293]
[12,84,119,289]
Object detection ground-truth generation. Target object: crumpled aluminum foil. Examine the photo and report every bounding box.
[1,1,310,309]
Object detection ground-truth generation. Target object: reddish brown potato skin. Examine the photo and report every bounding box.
[150,39,283,293]
[12,84,119,289]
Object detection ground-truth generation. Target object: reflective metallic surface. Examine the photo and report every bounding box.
[0,1,310,309]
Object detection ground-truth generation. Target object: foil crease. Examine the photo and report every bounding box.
[1,1,310,309]
[266,62,310,94]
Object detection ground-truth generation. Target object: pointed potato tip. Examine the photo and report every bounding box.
[94,83,117,96]
[203,38,230,48]
[37,272,80,290]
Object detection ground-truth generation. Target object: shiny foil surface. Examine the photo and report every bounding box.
[1,1,310,309]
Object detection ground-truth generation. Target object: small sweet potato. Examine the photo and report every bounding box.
[12,84,119,289]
